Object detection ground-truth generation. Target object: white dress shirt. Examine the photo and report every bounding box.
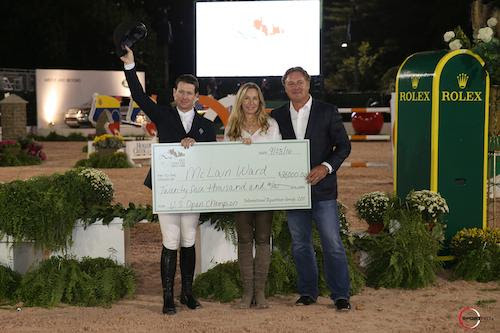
[289,96,312,140]
[224,117,281,142]
[177,108,195,133]
[289,96,333,174]
[124,62,135,70]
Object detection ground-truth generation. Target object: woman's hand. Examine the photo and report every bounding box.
[241,138,252,145]
[120,45,135,65]
[181,137,196,148]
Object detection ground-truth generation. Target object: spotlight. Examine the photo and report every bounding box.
[341,42,348,48]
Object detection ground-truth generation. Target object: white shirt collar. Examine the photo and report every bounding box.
[290,95,312,113]
[177,108,195,132]
[177,107,195,118]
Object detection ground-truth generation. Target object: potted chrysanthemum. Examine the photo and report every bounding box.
[355,191,390,234]
[451,227,500,281]
[92,134,125,155]
[405,190,449,229]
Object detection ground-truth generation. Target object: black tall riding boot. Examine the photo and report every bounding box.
[179,245,201,309]
[161,246,177,315]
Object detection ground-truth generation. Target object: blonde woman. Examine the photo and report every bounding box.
[224,82,281,308]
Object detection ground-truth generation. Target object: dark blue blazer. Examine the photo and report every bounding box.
[271,99,351,201]
[124,68,216,188]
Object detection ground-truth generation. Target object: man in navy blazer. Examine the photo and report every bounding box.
[271,67,352,311]
[121,46,216,315]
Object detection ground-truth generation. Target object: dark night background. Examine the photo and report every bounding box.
[0,0,478,108]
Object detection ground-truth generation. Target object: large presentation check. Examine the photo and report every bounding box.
[151,140,311,213]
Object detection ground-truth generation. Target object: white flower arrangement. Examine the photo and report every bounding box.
[477,26,494,43]
[405,190,449,223]
[487,17,498,28]
[77,167,114,202]
[449,39,462,50]
[443,16,497,46]
[442,17,499,85]
[355,191,390,225]
[443,31,455,42]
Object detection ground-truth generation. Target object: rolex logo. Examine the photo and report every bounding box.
[411,76,420,89]
[457,73,469,89]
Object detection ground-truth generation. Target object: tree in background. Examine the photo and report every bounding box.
[325,41,386,92]
[322,0,473,93]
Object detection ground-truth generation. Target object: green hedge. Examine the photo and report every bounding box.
[29,131,88,141]
[75,152,131,168]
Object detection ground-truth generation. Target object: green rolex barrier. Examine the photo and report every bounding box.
[395,49,489,256]
[395,50,447,197]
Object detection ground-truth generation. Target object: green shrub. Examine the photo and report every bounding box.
[75,152,131,168]
[0,140,42,166]
[70,168,114,206]
[347,250,366,295]
[0,149,41,166]
[16,256,135,307]
[82,202,158,227]
[66,132,88,141]
[194,204,365,302]
[0,265,21,304]
[0,168,115,250]
[364,210,441,289]
[193,261,241,302]
[0,176,76,250]
[193,255,297,302]
[266,251,297,296]
[199,212,237,244]
[451,228,500,282]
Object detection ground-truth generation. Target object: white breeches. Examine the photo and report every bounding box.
[158,213,200,250]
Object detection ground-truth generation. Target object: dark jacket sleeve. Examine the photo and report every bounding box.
[325,108,351,171]
[206,121,217,142]
[124,67,161,124]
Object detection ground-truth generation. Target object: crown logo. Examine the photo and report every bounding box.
[411,76,420,89]
[457,73,469,89]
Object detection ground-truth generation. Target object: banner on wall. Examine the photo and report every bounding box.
[35,69,145,129]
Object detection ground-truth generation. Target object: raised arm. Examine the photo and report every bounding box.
[121,46,160,123]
